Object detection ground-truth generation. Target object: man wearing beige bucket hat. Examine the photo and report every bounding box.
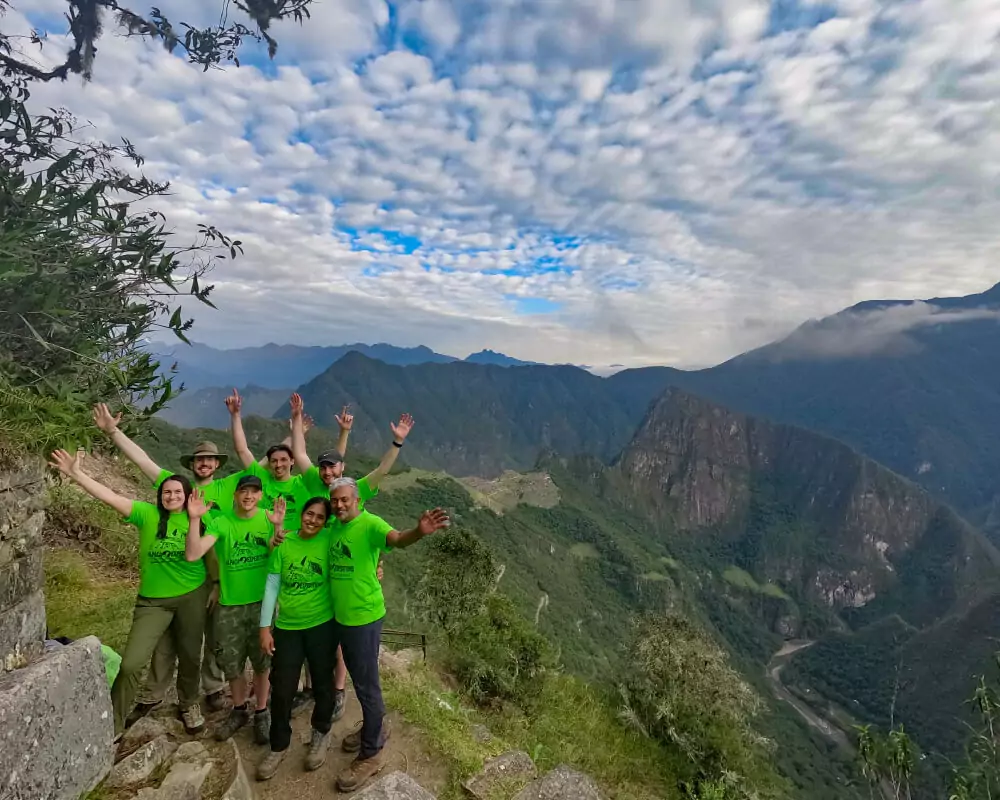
[93,404,246,728]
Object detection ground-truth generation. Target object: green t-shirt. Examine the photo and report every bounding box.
[299,468,378,515]
[268,529,334,630]
[328,510,393,626]
[245,462,308,533]
[126,501,207,599]
[207,509,274,606]
[154,469,242,520]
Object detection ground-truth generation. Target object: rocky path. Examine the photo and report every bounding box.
[230,687,448,798]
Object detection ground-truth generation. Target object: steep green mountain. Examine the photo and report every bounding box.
[613,388,1000,632]
[280,351,645,476]
[612,282,1000,522]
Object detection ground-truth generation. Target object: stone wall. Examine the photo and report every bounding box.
[0,457,47,672]
[0,457,115,798]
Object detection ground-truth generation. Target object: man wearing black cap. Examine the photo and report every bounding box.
[186,474,287,744]
[226,389,349,533]
[93,403,237,724]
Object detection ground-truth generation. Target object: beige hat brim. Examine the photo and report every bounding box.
[181,452,229,471]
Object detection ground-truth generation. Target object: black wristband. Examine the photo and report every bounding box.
[392,441,403,448]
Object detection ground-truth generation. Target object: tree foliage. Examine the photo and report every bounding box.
[0,0,315,80]
[619,613,781,799]
[0,1,310,453]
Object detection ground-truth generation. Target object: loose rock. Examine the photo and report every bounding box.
[513,766,606,800]
[353,770,438,799]
[170,740,209,765]
[105,735,178,789]
[120,715,169,756]
[220,738,255,800]
[464,750,537,798]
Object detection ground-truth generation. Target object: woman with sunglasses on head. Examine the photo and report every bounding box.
[49,449,211,737]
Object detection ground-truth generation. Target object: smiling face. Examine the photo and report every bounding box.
[190,454,220,481]
[234,485,262,515]
[300,501,329,537]
[331,485,360,523]
[319,460,344,485]
[160,478,187,512]
[268,449,293,481]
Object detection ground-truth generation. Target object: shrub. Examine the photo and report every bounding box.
[415,529,499,638]
[449,593,554,709]
[619,613,782,798]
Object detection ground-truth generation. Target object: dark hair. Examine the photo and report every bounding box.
[156,474,193,539]
[266,444,294,461]
[300,496,332,525]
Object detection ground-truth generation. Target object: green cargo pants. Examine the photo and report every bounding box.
[111,582,209,733]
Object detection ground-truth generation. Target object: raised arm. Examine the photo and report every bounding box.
[334,405,353,458]
[184,490,217,561]
[93,403,162,483]
[385,507,449,549]
[226,389,256,468]
[265,497,287,550]
[49,449,133,518]
[364,413,414,490]
[289,393,311,471]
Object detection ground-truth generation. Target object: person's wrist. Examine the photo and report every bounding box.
[393,439,404,447]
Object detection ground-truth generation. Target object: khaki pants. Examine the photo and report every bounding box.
[111,583,209,733]
[137,604,226,704]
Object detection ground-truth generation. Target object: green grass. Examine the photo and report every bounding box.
[44,548,135,652]
[723,566,790,600]
[384,660,682,800]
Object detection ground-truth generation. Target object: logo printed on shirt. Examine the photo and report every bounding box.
[285,556,326,593]
[226,533,269,570]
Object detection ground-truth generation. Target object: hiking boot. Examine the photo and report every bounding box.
[291,689,313,717]
[125,701,161,729]
[305,728,331,771]
[214,706,249,741]
[332,688,346,722]
[253,708,271,745]
[341,724,361,754]
[257,749,286,781]
[180,703,205,734]
[342,719,389,754]
[205,690,229,713]
[335,750,386,792]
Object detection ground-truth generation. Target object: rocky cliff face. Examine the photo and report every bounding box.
[615,389,999,619]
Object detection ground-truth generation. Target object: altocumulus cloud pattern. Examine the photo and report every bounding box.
[14,0,1000,368]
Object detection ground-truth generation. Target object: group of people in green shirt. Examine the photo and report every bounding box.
[48,391,448,792]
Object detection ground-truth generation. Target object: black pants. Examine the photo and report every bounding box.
[269,619,337,752]
[336,617,385,759]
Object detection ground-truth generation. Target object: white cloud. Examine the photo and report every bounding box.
[10,0,1000,371]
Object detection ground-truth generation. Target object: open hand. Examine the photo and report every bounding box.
[390,413,414,444]
[417,508,450,537]
[48,449,82,478]
[266,496,287,527]
[335,405,354,432]
[225,388,242,416]
[260,628,275,656]
[290,393,304,419]
[187,489,211,519]
[92,403,122,435]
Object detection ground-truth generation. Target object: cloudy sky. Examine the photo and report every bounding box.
[12,0,1000,369]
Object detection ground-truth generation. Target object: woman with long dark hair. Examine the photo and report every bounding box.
[256,496,338,781]
[49,449,211,736]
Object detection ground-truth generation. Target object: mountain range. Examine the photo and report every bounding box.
[158,281,1000,529]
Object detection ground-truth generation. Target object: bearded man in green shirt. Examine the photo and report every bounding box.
[326,477,450,792]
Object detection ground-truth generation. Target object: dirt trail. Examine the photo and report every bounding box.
[228,688,448,798]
